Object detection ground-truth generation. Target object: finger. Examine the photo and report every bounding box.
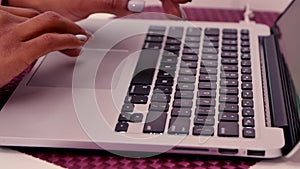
[161,0,182,17]
[21,33,85,63]
[172,0,191,4]
[0,6,40,18]
[60,48,81,57]
[0,9,28,25]
[15,11,87,41]
[86,0,134,16]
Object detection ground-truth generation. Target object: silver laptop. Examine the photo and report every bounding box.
[1,1,299,158]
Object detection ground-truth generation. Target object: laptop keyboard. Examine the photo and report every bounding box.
[115,25,255,139]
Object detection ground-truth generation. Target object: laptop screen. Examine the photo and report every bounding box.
[273,0,300,97]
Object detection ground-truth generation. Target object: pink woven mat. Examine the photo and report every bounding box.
[1,7,279,169]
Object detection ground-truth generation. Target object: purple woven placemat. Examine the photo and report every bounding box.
[1,7,279,169]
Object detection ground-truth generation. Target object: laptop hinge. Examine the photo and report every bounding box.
[260,35,300,155]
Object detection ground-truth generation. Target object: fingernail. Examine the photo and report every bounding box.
[75,34,88,41]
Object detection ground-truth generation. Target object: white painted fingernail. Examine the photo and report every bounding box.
[127,0,145,12]
[76,34,88,41]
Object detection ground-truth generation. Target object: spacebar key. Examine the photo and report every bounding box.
[143,112,167,133]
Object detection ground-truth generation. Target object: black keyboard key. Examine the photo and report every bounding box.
[115,122,129,132]
[149,25,166,32]
[242,91,253,99]
[166,38,181,45]
[198,82,217,90]
[243,128,255,138]
[222,46,238,52]
[179,68,197,76]
[222,34,238,40]
[193,126,214,136]
[177,83,195,91]
[173,99,193,108]
[241,47,251,54]
[199,74,217,82]
[221,52,238,58]
[241,35,250,41]
[241,53,251,60]
[203,41,219,48]
[131,50,160,85]
[219,95,238,104]
[178,76,196,83]
[131,95,148,104]
[218,122,239,137]
[158,70,175,79]
[168,117,190,134]
[220,79,238,87]
[242,82,253,90]
[152,94,171,102]
[198,90,216,98]
[241,67,252,74]
[121,104,134,112]
[223,29,237,34]
[145,36,164,43]
[241,60,252,67]
[205,28,220,36]
[118,113,131,122]
[194,116,215,126]
[241,41,250,47]
[160,64,176,71]
[143,42,162,49]
[219,113,239,122]
[154,86,173,94]
[242,108,254,117]
[168,26,184,39]
[175,91,194,99]
[221,58,238,65]
[184,42,200,49]
[186,27,202,36]
[202,54,218,61]
[221,72,238,79]
[242,74,252,82]
[183,48,199,55]
[219,104,239,113]
[182,54,199,62]
[242,99,254,108]
[181,61,198,69]
[201,60,218,67]
[185,36,201,42]
[196,98,216,107]
[243,117,255,127]
[221,65,238,72]
[200,67,218,75]
[241,29,249,35]
[222,40,238,46]
[130,113,143,123]
[161,57,178,64]
[195,107,215,116]
[219,88,238,95]
[149,102,169,112]
[143,112,167,133]
[165,44,181,51]
[163,51,179,57]
[204,36,219,42]
[129,85,151,95]
[202,48,219,54]
[171,108,192,117]
[156,78,174,86]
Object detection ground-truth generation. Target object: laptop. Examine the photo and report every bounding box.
[0,1,299,158]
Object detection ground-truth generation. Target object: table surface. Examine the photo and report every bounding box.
[0,6,279,169]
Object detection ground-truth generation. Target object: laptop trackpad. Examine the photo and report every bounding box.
[28,50,132,89]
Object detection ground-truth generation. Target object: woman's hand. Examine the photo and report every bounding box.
[0,10,87,87]
[6,0,191,21]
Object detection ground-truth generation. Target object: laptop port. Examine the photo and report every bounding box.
[218,148,238,154]
[247,150,265,156]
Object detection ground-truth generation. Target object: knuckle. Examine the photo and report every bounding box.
[41,34,55,46]
[41,11,62,22]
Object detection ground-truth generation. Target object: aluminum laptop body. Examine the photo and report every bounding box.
[0,1,299,158]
